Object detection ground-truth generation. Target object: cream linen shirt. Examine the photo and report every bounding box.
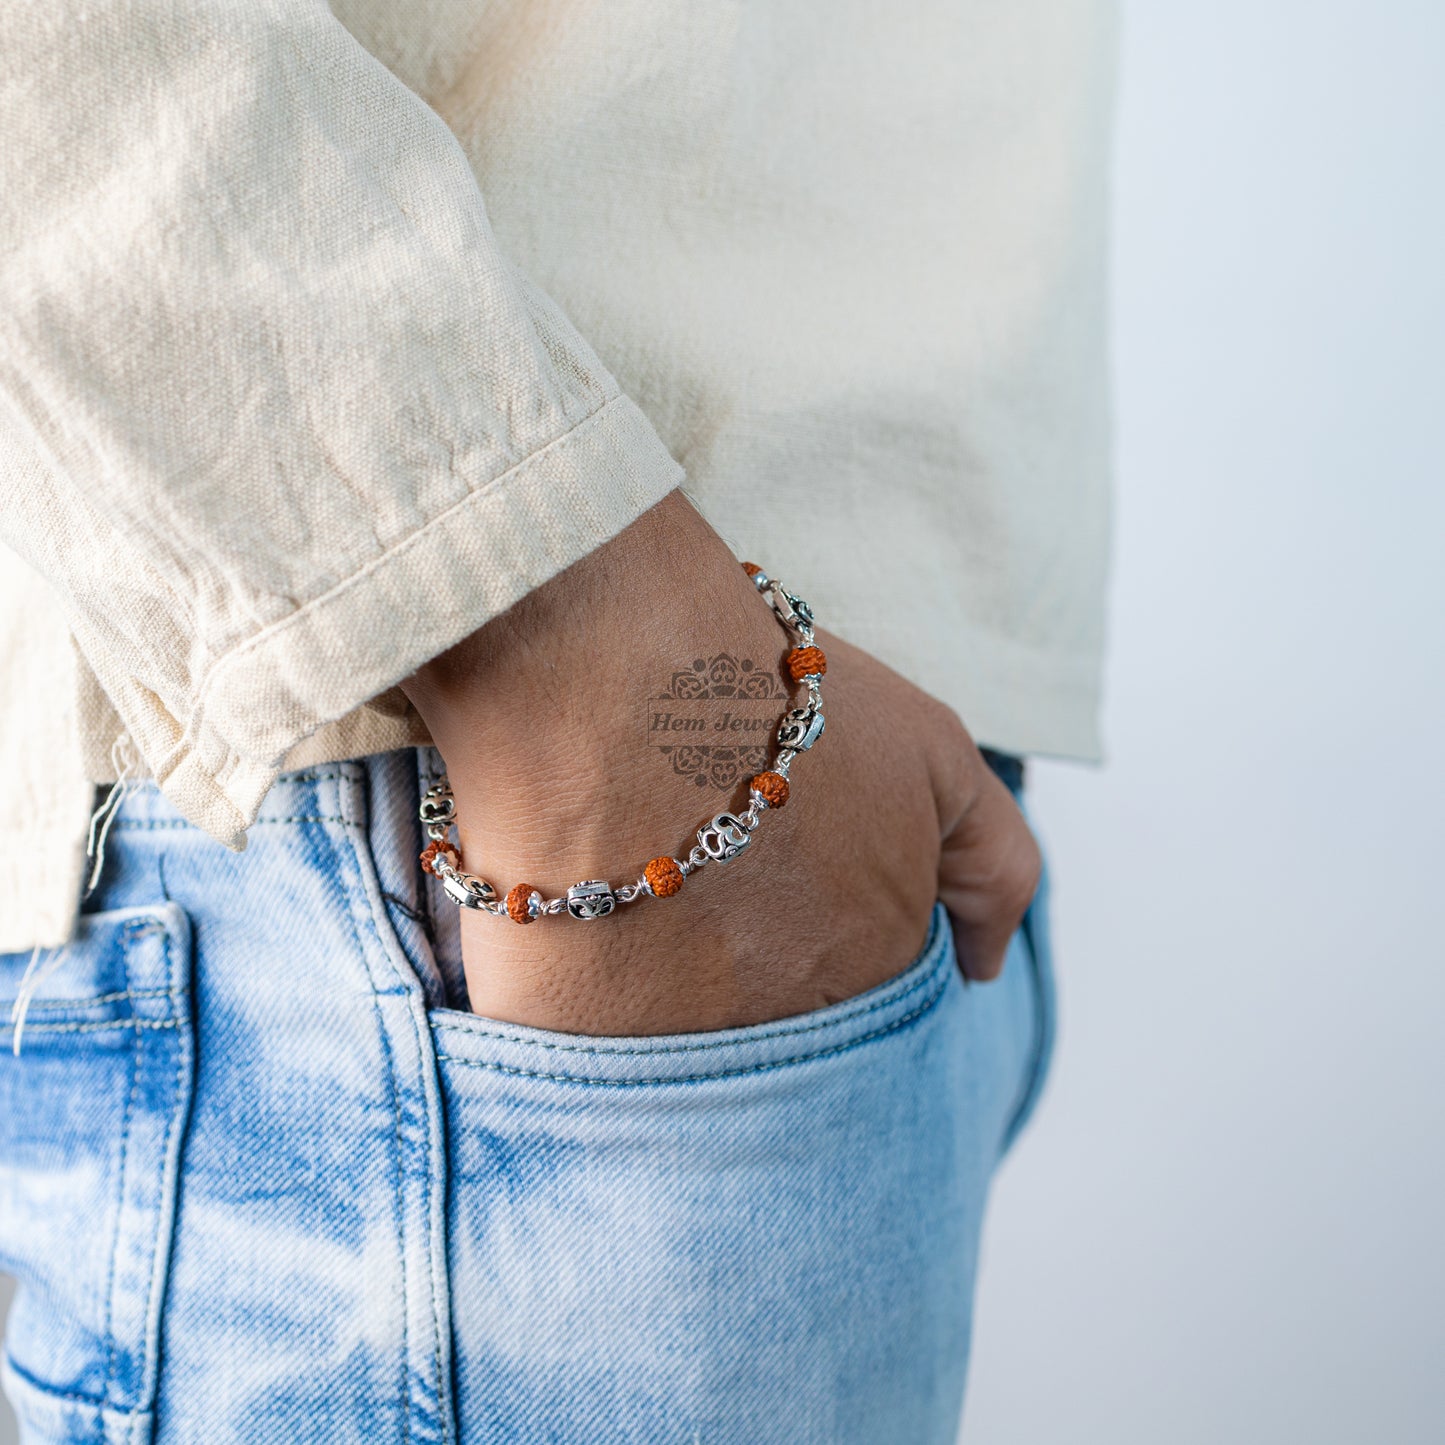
[0,0,1116,952]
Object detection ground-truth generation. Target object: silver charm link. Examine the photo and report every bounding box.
[698,812,752,864]
[565,880,618,920]
[777,706,825,752]
[769,588,814,635]
[443,871,496,910]
[419,790,456,827]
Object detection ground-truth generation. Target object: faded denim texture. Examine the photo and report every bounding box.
[0,748,1054,1443]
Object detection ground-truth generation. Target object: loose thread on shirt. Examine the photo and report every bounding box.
[11,732,139,1054]
[83,731,137,899]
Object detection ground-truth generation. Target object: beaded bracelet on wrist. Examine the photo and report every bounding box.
[418,560,827,923]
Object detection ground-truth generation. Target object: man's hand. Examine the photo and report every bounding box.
[399,489,1040,1035]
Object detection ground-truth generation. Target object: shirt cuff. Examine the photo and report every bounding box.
[107,394,682,849]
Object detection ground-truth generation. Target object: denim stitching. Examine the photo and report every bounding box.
[0,987,184,1011]
[0,1018,180,1036]
[2,1351,109,1408]
[100,963,144,1405]
[112,815,344,831]
[1,918,185,1031]
[1,1354,159,1428]
[431,936,949,1061]
[327,822,412,1445]
[341,783,451,1445]
[4,915,189,1416]
[403,757,456,1443]
[137,921,188,1425]
[119,923,166,940]
[434,973,950,1088]
[396,970,448,1445]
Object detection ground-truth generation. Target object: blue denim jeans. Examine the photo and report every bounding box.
[0,747,1055,1443]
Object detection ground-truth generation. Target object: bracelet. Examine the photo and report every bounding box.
[418,560,827,923]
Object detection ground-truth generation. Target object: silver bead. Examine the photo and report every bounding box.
[419,792,456,826]
[443,871,496,910]
[777,706,825,751]
[697,812,752,864]
[565,880,618,921]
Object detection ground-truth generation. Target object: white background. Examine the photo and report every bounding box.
[5,3,1443,1441]
[961,3,1445,1442]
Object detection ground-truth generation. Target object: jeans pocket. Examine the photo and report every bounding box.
[0,903,194,1444]
[426,900,1008,1444]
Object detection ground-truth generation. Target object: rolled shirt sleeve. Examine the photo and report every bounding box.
[0,0,683,846]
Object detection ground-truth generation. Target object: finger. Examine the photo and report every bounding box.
[934,751,1041,983]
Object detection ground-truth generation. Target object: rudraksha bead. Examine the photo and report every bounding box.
[786,645,827,681]
[644,856,685,897]
[419,840,459,877]
[750,771,790,808]
[506,883,541,924]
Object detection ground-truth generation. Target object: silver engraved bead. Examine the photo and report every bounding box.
[565,880,618,921]
[443,871,496,910]
[419,792,456,826]
[697,812,752,864]
[749,568,772,592]
[777,706,825,752]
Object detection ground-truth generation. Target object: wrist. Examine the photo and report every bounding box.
[398,489,787,872]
